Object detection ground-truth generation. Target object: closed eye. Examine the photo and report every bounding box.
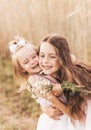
[31,53,37,59]
[23,59,29,64]
[50,55,56,58]
[32,55,37,59]
[39,54,45,58]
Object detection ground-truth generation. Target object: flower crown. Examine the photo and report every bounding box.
[9,38,26,54]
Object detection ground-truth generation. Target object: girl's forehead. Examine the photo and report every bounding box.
[19,45,35,54]
[40,42,54,48]
[17,45,36,59]
[40,42,58,54]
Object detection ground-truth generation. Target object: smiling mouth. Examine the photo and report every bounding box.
[42,65,52,69]
[32,63,39,69]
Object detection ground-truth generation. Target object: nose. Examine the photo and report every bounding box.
[43,56,49,64]
[30,59,36,65]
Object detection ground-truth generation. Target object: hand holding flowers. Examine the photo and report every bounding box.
[28,74,91,100]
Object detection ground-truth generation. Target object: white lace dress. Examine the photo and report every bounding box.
[36,97,69,130]
[29,74,69,130]
[85,100,91,130]
[28,74,90,130]
[36,97,87,130]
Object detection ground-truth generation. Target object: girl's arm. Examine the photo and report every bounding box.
[45,105,64,120]
[46,92,69,116]
[29,75,69,115]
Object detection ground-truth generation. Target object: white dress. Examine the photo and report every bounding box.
[28,74,91,130]
[85,100,91,130]
[69,100,91,130]
[36,97,86,130]
[36,98,69,130]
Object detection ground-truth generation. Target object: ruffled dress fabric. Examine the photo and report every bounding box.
[37,113,69,130]
[29,74,91,130]
[36,97,69,130]
[85,100,91,130]
[36,98,91,130]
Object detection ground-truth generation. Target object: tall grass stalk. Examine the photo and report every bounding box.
[0,0,91,61]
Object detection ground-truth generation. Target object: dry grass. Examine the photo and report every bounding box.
[0,1,91,129]
[0,56,41,130]
[0,0,91,61]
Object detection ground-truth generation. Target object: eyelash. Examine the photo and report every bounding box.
[51,56,56,58]
[24,61,29,64]
[39,55,56,58]
[32,55,37,59]
[39,55,44,58]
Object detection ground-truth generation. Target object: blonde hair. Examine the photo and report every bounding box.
[9,36,36,80]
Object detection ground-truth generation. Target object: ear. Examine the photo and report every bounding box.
[23,71,29,75]
[22,69,29,76]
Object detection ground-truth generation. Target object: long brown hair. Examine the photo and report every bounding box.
[41,34,91,122]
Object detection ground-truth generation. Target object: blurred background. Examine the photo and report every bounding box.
[0,0,91,130]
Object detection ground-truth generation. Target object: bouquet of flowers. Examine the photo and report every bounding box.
[28,74,91,100]
[61,81,91,96]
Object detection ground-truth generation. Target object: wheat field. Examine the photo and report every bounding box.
[0,0,91,130]
[0,0,91,61]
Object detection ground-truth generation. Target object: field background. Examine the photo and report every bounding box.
[0,0,91,130]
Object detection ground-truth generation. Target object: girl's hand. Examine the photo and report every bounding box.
[52,83,63,96]
[46,91,59,103]
[45,105,64,120]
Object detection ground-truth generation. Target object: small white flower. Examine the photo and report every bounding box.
[29,75,53,99]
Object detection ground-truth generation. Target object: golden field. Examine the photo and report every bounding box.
[0,0,91,130]
[0,0,91,61]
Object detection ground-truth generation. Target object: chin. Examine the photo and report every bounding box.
[43,71,51,75]
[36,68,41,73]
[43,71,56,76]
